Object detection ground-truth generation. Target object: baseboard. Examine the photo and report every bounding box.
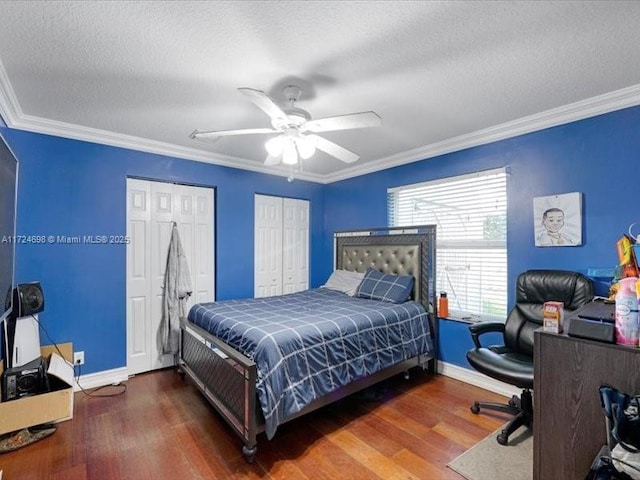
[72,361,518,398]
[73,366,129,392]
[437,360,521,398]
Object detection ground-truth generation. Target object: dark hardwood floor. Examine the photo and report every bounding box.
[0,368,512,479]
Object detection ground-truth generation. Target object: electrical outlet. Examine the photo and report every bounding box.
[73,351,85,366]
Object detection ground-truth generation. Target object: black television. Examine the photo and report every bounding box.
[0,130,18,363]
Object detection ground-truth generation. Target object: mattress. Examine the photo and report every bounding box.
[187,288,432,439]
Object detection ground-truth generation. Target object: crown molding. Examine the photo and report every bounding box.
[0,61,323,183]
[9,112,324,184]
[322,84,640,184]
[0,59,20,127]
[1,54,639,186]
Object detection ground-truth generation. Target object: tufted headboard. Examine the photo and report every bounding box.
[338,243,422,302]
[334,226,436,311]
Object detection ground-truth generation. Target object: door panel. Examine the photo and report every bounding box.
[192,186,214,312]
[254,195,283,298]
[126,179,151,375]
[283,198,309,293]
[150,181,175,371]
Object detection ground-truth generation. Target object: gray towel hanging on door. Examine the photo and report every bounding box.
[161,222,192,354]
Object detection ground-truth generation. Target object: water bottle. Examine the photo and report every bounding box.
[439,292,449,318]
[615,276,639,346]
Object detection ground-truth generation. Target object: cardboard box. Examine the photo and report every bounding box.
[0,343,74,435]
[543,301,565,333]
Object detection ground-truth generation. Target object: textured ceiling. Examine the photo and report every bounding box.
[0,1,639,183]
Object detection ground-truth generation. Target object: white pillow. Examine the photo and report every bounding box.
[322,269,365,296]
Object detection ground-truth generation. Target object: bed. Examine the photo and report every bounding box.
[178,226,437,463]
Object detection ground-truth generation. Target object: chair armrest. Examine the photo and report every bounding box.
[468,321,506,349]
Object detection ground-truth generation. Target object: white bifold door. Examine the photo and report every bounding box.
[126,178,215,375]
[254,194,309,298]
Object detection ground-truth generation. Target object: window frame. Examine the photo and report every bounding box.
[387,167,508,323]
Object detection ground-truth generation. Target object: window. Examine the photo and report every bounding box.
[388,168,507,321]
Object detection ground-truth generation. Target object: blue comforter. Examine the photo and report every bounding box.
[188,288,433,439]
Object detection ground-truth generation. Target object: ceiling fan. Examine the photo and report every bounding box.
[190,85,381,167]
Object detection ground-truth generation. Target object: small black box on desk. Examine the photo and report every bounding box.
[567,301,616,343]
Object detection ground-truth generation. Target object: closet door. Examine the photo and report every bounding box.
[149,181,175,371]
[192,187,215,306]
[127,179,215,375]
[282,198,309,294]
[254,194,309,298]
[126,179,152,375]
[254,194,283,298]
[172,184,215,309]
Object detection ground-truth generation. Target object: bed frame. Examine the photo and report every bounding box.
[179,226,437,463]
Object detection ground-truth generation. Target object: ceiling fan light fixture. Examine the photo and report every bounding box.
[193,85,379,169]
[296,136,316,160]
[282,140,298,165]
[265,135,284,156]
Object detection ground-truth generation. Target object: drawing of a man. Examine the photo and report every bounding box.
[536,208,575,246]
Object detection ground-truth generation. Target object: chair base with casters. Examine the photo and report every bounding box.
[471,389,532,445]
[466,319,536,445]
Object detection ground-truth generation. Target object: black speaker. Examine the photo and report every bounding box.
[13,282,45,317]
[1,356,48,401]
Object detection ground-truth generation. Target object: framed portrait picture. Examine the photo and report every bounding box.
[533,192,582,247]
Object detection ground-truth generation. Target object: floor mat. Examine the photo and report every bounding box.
[0,425,57,453]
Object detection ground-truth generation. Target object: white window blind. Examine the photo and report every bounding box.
[388,168,507,321]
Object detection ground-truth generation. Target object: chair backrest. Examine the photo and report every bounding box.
[504,269,594,356]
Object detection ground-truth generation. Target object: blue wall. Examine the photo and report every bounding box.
[2,104,640,375]
[0,129,326,374]
[323,105,640,368]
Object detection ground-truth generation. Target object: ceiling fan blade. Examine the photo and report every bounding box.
[301,111,381,133]
[238,88,288,122]
[307,134,359,163]
[264,154,281,166]
[190,127,276,140]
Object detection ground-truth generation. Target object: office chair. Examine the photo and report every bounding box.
[466,269,593,445]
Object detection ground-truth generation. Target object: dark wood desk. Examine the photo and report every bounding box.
[534,330,640,480]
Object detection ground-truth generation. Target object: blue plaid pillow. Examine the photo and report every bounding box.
[355,267,414,303]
